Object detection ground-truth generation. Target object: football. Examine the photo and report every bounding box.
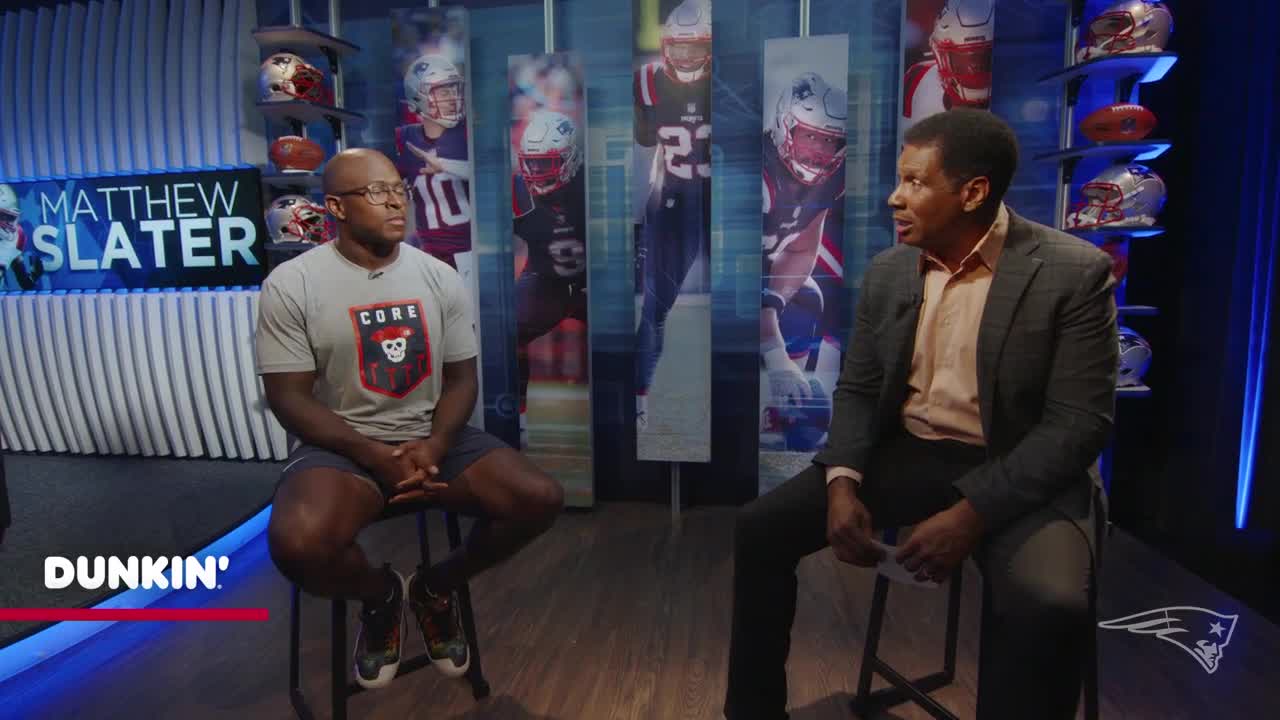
[269,135,325,174]
[1079,103,1158,143]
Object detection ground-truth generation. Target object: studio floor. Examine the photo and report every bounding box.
[3,503,1279,719]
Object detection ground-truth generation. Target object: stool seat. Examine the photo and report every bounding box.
[288,505,490,720]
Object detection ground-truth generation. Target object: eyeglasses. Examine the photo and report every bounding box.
[332,181,409,206]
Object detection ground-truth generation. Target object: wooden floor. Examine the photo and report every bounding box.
[4,503,1279,719]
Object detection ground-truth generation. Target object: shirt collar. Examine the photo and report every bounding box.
[919,203,1009,275]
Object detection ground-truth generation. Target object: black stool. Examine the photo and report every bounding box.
[288,504,491,720]
[851,528,964,720]
[851,520,1102,720]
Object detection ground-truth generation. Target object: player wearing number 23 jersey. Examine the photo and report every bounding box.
[512,110,588,447]
[634,0,712,422]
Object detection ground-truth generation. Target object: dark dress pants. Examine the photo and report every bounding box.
[725,430,1100,720]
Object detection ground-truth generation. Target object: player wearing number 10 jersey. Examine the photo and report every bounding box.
[395,54,473,270]
[513,110,588,449]
[634,0,712,430]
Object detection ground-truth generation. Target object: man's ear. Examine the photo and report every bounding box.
[324,195,345,221]
[961,176,991,214]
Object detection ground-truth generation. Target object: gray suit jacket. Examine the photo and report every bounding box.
[813,209,1118,532]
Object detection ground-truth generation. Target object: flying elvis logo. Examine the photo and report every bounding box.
[1099,605,1240,675]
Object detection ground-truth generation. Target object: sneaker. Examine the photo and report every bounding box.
[353,565,406,690]
[407,570,471,678]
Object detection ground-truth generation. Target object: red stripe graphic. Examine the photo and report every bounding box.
[0,608,269,622]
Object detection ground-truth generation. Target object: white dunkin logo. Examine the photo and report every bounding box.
[44,556,231,590]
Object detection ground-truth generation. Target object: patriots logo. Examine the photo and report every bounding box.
[792,78,815,101]
[272,55,293,68]
[557,119,574,136]
[1099,606,1239,674]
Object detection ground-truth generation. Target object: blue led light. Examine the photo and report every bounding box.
[1140,55,1178,84]
[1236,232,1276,529]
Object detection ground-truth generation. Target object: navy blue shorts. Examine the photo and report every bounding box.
[276,426,509,504]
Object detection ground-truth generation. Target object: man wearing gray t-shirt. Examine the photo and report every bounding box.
[255,148,563,691]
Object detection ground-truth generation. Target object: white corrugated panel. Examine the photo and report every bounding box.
[0,290,287,460]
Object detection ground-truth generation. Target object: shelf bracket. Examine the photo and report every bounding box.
[1066,75,1085,108]
[1115,73,1140,104]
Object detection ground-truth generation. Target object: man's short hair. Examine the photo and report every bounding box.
[903,108,1019,209]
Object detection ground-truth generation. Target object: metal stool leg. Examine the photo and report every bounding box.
[854,574,891,708]
[416,510,431,564]
[852,528,960,720]
[446,511,491,699]
[288,584,316,720]
[943,569,963,681]
[332,599,348,720]
[1084,489,1105,720]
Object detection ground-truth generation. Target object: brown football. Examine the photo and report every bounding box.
[269,135,325,173]
[1079,103,1158,143]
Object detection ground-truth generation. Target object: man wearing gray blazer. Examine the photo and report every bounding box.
[726,108,1116,720]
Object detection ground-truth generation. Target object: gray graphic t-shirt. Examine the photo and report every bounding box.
[254,242,477,442]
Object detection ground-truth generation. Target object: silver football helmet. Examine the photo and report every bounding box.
[661,0,712,83]
[403,54,465,128]
[259,52,330,104]
[265,194,330,244]
[772,72,847,185]
[1077,0,1173,63]
[929,0,995,106]
[517,110,582,196]
[1068,164,1166,229]
[1117,326,1152,387]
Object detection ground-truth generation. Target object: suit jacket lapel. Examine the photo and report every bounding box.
[884,252,925,412]
[977,212,1043,442]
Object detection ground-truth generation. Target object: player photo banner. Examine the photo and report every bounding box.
[0,168,266,292]
[632,0,713,463]
[509,52,594,507]
[759,34,850,494]
[899,0,995,142]
[390,6,485,429]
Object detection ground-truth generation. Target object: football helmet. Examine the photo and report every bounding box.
[265,195,330,244]
[1067,164,1166,229]
[517,110,582,197]
[403,54,465,128]
[929,0,995,106]
[1076,0,1173,63]
[1117,326,1152,387]
[772,72,847,185]
[0,183,20,249]
[259,53,330,104]
[661,0,712,83]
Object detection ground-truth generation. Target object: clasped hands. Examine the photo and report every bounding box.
[826,477,985,584]
[365,437,450,504]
